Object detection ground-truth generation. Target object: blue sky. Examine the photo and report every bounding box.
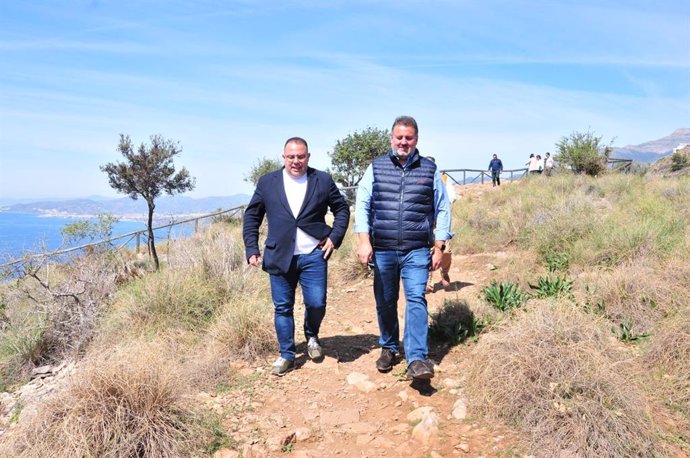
[1,0,688,200]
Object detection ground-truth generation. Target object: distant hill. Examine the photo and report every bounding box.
[612,128,690,163]
[0,194,251,218]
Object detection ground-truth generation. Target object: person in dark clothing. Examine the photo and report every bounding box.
[354,115,453,382]
[488,153,503,186]
[243,137,350,376]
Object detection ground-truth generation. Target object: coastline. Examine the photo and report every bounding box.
[2,209,216,224]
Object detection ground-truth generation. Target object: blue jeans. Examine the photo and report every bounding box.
[372,247,431,364]
[269,249,327,361]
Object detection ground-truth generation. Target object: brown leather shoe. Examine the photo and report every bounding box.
[406,359,435,380]
[376,348,397,372]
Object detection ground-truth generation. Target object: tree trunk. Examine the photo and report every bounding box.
[146,200,159,270]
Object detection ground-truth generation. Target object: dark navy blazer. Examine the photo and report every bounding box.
[242,167,350,275]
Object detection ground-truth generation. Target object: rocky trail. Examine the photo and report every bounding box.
[206,248,527,458]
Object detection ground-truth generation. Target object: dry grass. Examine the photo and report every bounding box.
[575,263,668,338]
[204,268,275,363]
[573,257,690,341]
[455,174,689,272]
[12,343,202,457]
[466,301,658,457]
[108,268,224,335]
[165,223,247,294]
[644,313,690,416]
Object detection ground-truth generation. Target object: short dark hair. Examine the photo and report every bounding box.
[392,115,418,136]
[284,137,308,151]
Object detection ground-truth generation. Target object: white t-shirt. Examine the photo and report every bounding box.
[283,169,320,255]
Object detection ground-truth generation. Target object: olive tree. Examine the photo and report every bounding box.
[328,126,390,202]
[100,134,195,270]
[555,130,614,176]
[328,126,390,187]
[245,157,281,186]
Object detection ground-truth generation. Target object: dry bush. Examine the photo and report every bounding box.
[0,251,120,385]
[484,250,542,289]
[100,223,250,340]
[454,192,522,253]
[97,222,276,382]
[644,313,690,416]
[466,301,658,457]
[13,344,202,457]
[18,252,119,354]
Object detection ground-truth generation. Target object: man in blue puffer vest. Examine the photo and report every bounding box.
[354,115,453,381]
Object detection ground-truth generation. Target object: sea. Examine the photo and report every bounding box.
[0,212,195,260]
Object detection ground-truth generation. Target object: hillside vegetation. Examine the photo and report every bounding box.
[0,173,689,456]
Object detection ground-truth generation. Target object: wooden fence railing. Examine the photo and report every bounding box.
[607,158,633,172]
[338,157,632,203]
[441,168,528,185]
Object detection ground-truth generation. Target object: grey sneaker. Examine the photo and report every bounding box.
[307,337,323,361]
[271,357,294,376]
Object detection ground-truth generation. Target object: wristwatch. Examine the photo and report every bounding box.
[436,243,446,252]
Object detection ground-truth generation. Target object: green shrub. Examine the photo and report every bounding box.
[529,275,574,299]
[429,299,481,345]
[616,320,649,342]
[670,152,688,172]
[543,251,570,273]
[555,130,613,176]
[482,280,526,312]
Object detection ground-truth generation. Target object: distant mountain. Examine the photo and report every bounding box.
[0,194,251,218]
[612,128,690,163]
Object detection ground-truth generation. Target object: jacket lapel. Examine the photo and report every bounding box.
[275,169,293,217]
[298,168,317,216]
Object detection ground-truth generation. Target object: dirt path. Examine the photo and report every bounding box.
[207,249,526,458]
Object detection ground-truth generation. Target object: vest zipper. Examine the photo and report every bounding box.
[399,168,405,248]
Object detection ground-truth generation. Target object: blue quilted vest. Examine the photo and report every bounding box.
[370,150,436,250]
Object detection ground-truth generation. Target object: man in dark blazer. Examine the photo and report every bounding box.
[243,137,350,376]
